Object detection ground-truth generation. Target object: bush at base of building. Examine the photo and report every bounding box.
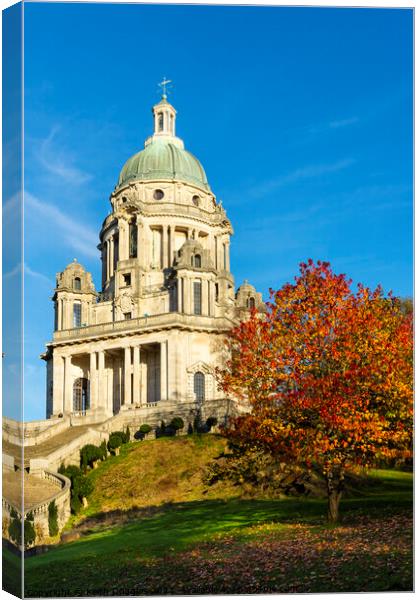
[107,431,129,453]
[8,509,36,548]
[80,443,106,469]
[58,465,94,515]
[136,424,152,440]
[48,501,59,537]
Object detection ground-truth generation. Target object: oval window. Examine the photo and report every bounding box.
[192,195,200,206]
[154,189,164,200]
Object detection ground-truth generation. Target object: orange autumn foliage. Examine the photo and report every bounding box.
[219,260,413,520]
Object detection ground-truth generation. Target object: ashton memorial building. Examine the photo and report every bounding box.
[41,89,263,427]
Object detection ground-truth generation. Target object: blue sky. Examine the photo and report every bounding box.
[16,3,413,421]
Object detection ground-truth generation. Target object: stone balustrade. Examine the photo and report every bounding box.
[3,469,71,547]
[54,312,234,342]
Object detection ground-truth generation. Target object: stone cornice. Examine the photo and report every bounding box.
[51,312,236,347]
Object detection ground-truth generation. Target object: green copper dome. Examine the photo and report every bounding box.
[117,138,210,192]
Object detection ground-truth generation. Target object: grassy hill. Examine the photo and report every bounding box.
[20,434,413,597]
[76,434,238,523]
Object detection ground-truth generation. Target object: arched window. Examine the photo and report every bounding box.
[158,113,164,131]
[74,277,81,290]
[73,377,89,413]
[194,372,205,402]
[194,254,201,268]
[249,297,255,309]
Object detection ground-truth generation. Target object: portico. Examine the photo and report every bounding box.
[49,339,168,419]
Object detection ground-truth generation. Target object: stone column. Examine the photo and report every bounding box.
[109,236,114,278]
[90,351,97,410]
[119,219,128,261]
[98,350,105,411]
[160,340,168,402]
[132,345,140,405]
[57,299,62,331]
[184,277,191,314]
[209,280,215,317]
[169,225,175,267]
[64,355,72,414]
[102,244,107,287]
[124,346,132,405]
[202,278,209,316]
[136,218,143,268]
[214,236,218,270]
[140,348,147,405]
[177,277,183,313]
[52,353,65,415]
[162,224,168,269]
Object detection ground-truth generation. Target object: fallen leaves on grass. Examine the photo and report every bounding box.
[117,512,413,595]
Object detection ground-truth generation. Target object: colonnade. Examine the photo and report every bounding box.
[53,340,169,417]
[102,220,231,284]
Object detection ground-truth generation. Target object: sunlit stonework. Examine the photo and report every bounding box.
[41,92,263,427]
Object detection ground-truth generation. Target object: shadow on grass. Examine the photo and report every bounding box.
[25,478,412,572]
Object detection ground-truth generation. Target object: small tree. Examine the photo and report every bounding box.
[220,260,413,522]
[125,426,131,443]
[80,444,103,469]
[170,417,184,434]
[48,501,59,537]
[59,465,93,514]
[8,511,36,548]
[107,432,123,452]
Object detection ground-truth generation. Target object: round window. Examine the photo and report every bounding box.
[154,189,165,200]
[192,195,200,206]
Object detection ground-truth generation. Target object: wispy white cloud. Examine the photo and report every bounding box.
[248,158,355,198]
[25,191,99,259]
[329,116,359,129]
[4,262,55,286]
[38,126,92,184]
[24,265,55,287]
[4,263,21,279]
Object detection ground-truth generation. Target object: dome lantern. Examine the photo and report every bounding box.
[117,81,211,192]
[152,77,176,138]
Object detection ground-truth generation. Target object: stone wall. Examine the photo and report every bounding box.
[3,470,71,547]
[3,416,71,447]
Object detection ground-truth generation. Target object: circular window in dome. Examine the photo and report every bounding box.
[154,189,165,200]
[192,195,200,206]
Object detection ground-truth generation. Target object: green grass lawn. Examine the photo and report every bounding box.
[3,543,22,597]
[22,436,413,596]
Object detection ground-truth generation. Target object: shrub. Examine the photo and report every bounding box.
[48,501,59,537]
[80,444,103,469]
[59,465,93,514]
[139,424,151,435]
[107,432,123,451]
[8,513,36,548]
[99,440,107,461]
[24,519,36,547]
[170,417,184,432]
[70,495,82,515]
[8,516,21,545]
[125,426,131,443]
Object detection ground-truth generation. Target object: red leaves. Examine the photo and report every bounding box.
[219,260,413,476]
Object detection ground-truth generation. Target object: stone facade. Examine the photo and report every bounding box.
[41,93,264,427]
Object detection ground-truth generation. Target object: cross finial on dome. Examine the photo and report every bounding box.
[158,76,172,99]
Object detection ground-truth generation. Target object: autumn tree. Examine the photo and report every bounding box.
[219,260,413,522]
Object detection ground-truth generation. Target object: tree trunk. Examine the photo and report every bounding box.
[325,467,344,523]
